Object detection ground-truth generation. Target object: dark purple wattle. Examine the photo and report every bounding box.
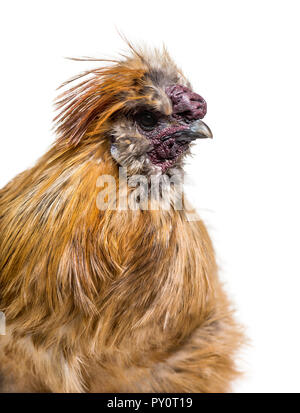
[148,138,188,172]
[165,84,207,121]
[147,125,190,172]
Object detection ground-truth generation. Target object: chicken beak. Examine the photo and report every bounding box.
[190,120,213,139]
[161,120,213,145]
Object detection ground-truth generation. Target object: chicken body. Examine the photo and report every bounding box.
[0,46,243,392]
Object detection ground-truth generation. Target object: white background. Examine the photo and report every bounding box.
[1,0,299,392]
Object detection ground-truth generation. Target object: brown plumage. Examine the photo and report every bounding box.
[0,44,244,393]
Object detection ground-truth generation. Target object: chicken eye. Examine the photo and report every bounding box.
[135,111,158,131]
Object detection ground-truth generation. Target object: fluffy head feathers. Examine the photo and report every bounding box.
[54,46,186,145]
[54,45,212,174]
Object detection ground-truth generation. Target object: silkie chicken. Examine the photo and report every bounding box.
[0,44,243,393]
